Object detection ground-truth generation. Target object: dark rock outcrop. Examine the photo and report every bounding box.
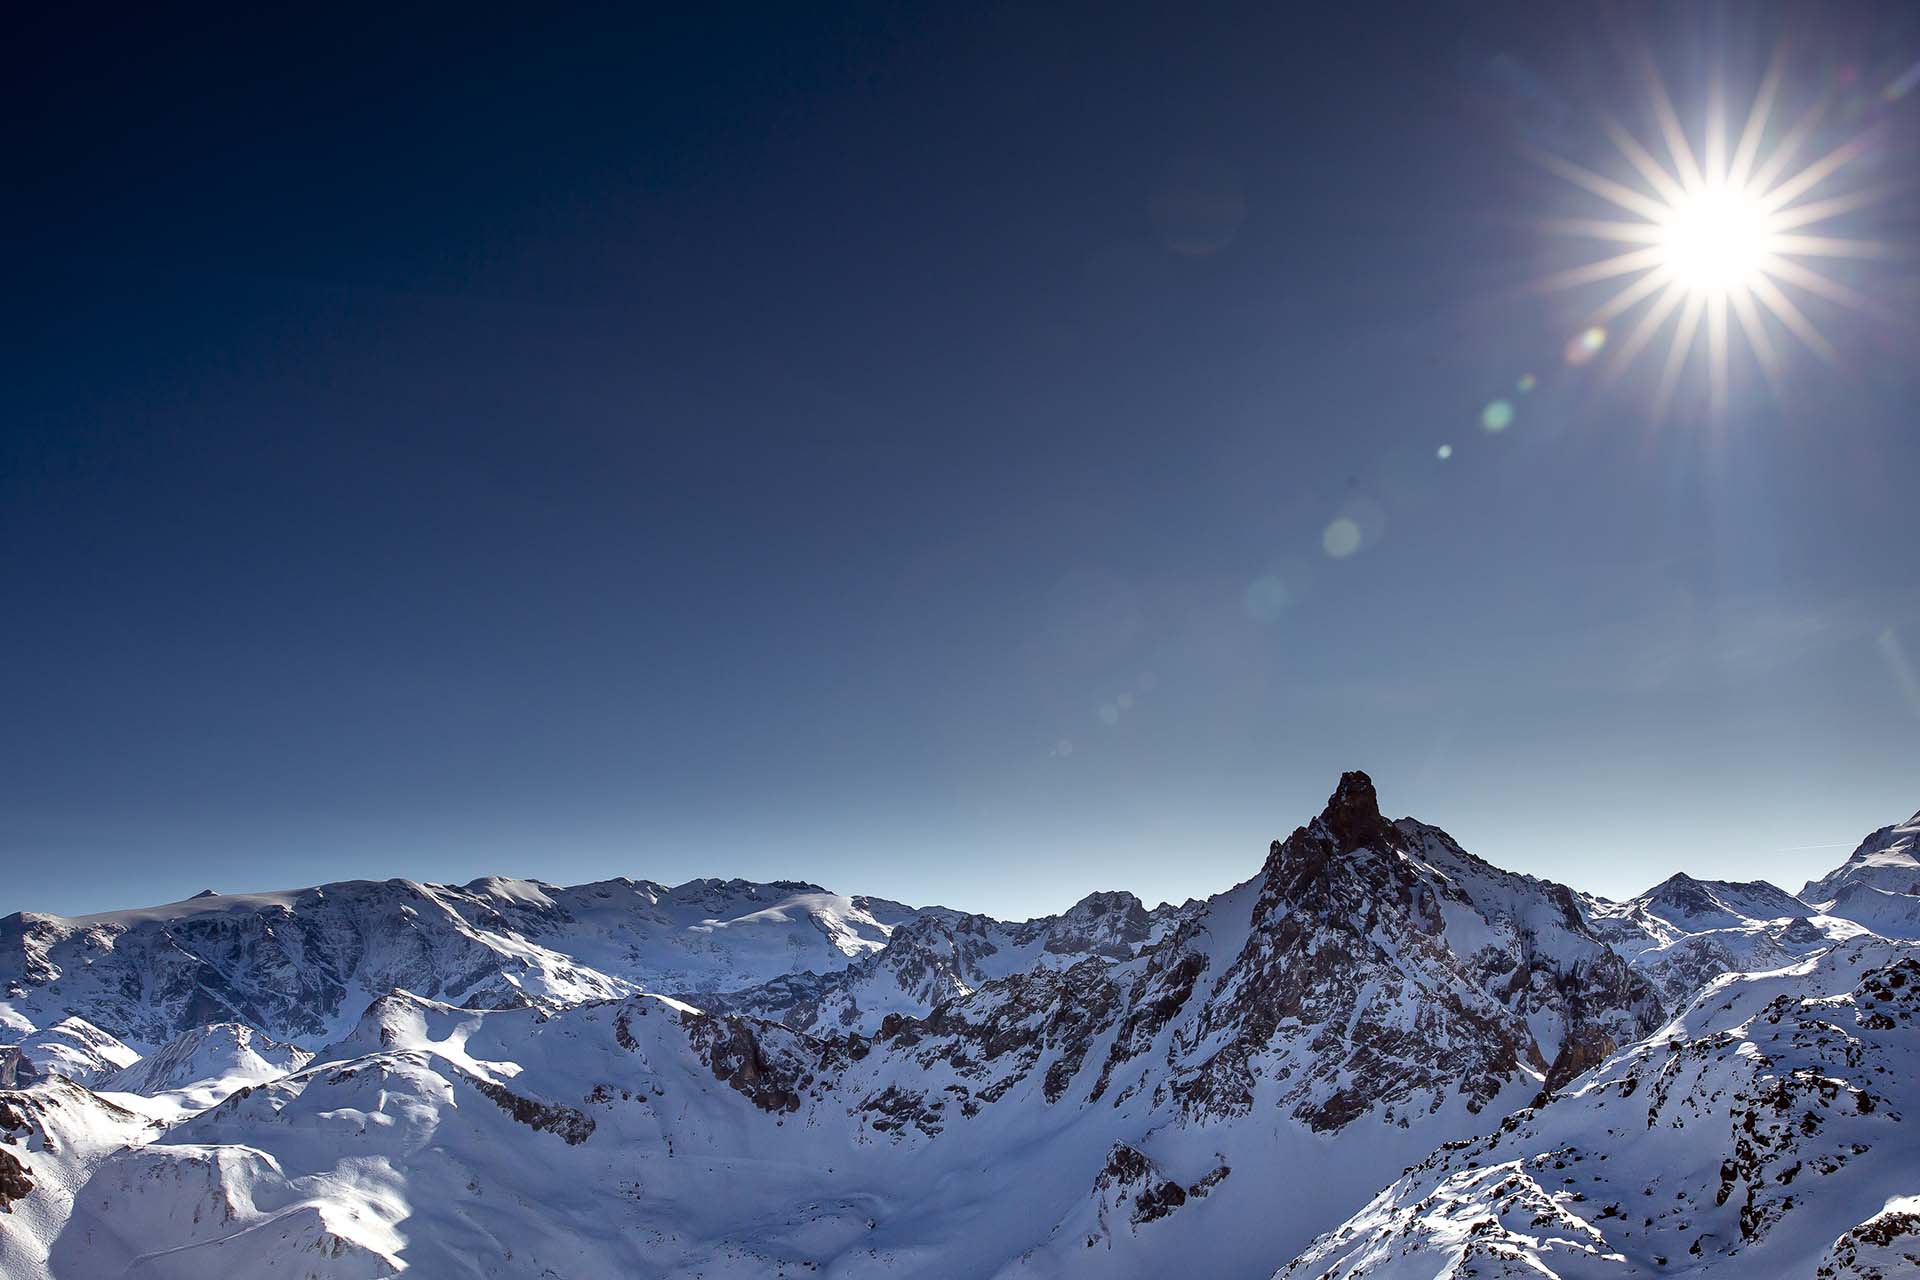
[0,1146,30,1212]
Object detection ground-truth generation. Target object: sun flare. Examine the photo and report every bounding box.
[1532,44,1902,420]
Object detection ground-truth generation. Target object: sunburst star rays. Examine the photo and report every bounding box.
[1532,43,1908,421]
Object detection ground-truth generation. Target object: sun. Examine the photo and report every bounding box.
[1530,42,1901,420]
[1658,184,1773,295]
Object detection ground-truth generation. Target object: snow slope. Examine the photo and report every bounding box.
[93,1022,314,1122]
[1800,811,1920,941]
[1820,883,1920,942]
[1278,939,1920,1278]
[1804,811,1920,903]
[0,1077,168,1279]
[0,1019,140,1087]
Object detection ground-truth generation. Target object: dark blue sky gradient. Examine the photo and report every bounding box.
[7,3,1919,917]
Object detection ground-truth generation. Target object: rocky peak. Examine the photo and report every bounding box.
[1045,891,1151,958]
[1259,770,1400,906]
[1646,872,1713,910]
[1064,890,1145,917]
[1229,774,1664,1114]
[1321,770,1391,849]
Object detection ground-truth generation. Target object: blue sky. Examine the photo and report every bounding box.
[6,2,1918,919]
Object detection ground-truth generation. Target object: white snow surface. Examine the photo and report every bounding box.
[1802,812,1920,936]
[2,1018,140,1086]
[93,1022,315,1121]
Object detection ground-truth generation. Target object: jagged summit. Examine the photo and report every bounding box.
[1260,769,1400,896]
[1320,769,1388,849]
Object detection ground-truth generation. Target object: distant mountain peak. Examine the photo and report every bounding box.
[1637,872,1806,923]
[1801,808,1920,906]
[1061,889,1145,916]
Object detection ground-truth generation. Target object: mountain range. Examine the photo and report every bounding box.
[2,773,1916,1278]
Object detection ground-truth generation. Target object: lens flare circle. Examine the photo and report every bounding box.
[1322,517,1362,559]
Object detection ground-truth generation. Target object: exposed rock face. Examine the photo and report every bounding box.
[1317,769,1396,852]
[0,1049,37,1091]
[0,1147,28,1212]
[1044,892,1155,959]
[1819,1199,1920,1279]
[1127,772,1662,1133]
[874,956,1125,1115]
[1096,1144,1184,1225]
[467,1073,597,1145]
[682,1010,814,1114]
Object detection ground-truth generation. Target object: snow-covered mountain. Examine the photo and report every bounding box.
[1817,883,1920,941]
[0,775,1914,1280]
[1582,874,1869,1008]
[1279,939,1920,1278]
[0,773,1672,1279]
[1617,873,1811,934]
[0,876,924,1051]
[1800,811,1920,940]
[0,1019,139,1088]
[694,891,1192,1035]
[0,1076,167,1275]
[1803,810,1920,903]
[95,1023,314,1121]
